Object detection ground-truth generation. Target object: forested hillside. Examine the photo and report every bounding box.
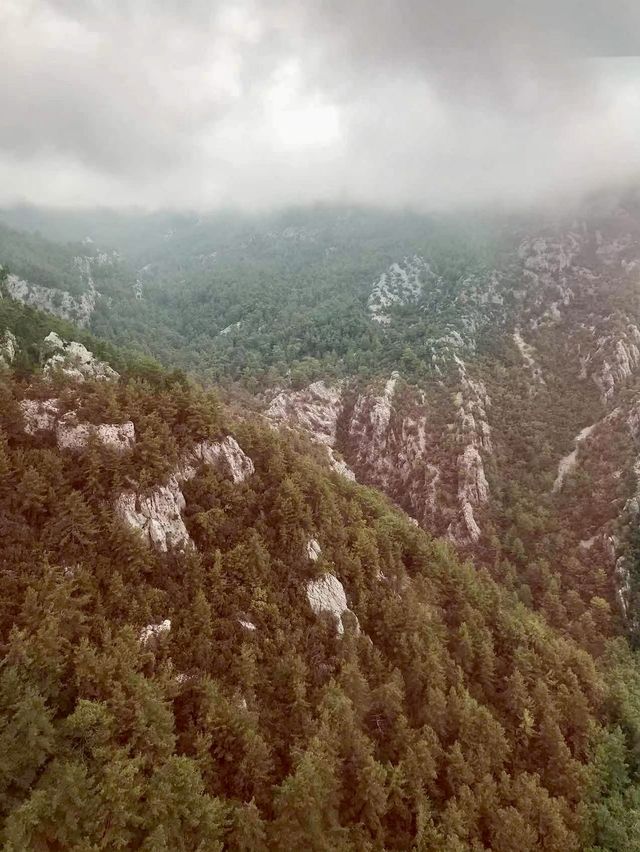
[2,287,640,849]
[3,199,640,849]
[3,200,639,637]
[0,205,510,384]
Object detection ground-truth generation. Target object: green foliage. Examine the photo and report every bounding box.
[0,317,632,850]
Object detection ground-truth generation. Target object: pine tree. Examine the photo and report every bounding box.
[228,800,268,852]
[44,490,97,559]
[271,736,348,852]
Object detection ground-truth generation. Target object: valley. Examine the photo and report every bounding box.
[2,198,640,849]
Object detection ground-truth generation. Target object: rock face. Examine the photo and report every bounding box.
[116,478,190,552]
[455,446,489,543]
[306,573,358,635]
[43,332,119,382]
[328,453,357,481]
[20,398,135,453]
[56,415,136,453]
[21,398,61,434]
[5,273,96,327]
[267,381,342,446]
[0,329,17,366]
[192,436,255,484]
[267,381,356,481]
[349,372,399,469]
[513,329,545,387]
[307,538,321,561]
[368,256,431,325]
[435,356,494,544]
[552,424,596,493]
[590,324,640,402]
[116,436,254,551]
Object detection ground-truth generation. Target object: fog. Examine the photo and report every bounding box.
[1,0,639,211]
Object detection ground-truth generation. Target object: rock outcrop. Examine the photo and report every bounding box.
[20,397,135,453]
[56,415,136,453]
[552,424,596,493]
[368,256,431,325]
[306,573,358,636]
[267,381,356,480]
[116,478,191,552]
[116,436,254,551]
[5,273,96,327]
[267,381,342,446]
[590,324,640,402]
[21,398,61,434]
[191,436,255,484]
[139,619,171,646]
[43,332,119,382]
[307,538,321,561]
[513,328,545,387]
[448,358,492,543]
[349,372,399,469]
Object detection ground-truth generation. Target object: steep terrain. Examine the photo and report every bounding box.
[3,203,640,625]
[3,201,640,847]
[2,292,640,849]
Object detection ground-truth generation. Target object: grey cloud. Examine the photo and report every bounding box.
[0,0,639,210]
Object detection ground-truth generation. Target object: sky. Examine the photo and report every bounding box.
[1,0,640,211]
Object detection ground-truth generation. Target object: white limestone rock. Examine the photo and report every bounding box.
[615,554,632,620]
[0,329,17,367]
[20,398,61,434]
[585,323,640,402]
[513,328,545,387]
[460,503,482,543]
[43,332,119,382]
[307,538,321,561]
[238,619,257,631]
[139,619,171,646]
[306,573,358,636]
[193,436,254,484]
[56,415,135,453]
[116,477,190,552]
[328,448,357,481]
[266,382,356,480]
[454,357,492,452]
[349,372,399,467]
[429,329,469,372]
[368,256,430,325]
[458,445,490,505]
[552,424,595,493]
[20,397,135,453]
[116,435,254,551]
[95,422,136,452]
[267,381,343,446]
[448,358,492,543]
[5,273,97,327]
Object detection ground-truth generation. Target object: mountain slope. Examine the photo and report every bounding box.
[3,295,640,849]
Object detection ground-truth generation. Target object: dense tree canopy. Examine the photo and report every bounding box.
[1,299,640,848]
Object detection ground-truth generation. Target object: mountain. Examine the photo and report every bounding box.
[2,202,640,848]
[2,200,640,624]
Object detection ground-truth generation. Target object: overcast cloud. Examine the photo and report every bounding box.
[1,0,639,211]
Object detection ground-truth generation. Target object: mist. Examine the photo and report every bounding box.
[1,0,639,212]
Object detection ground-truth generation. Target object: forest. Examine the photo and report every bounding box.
[2,277,640,849]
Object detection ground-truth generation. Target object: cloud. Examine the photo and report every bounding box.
[0,0,639,210]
